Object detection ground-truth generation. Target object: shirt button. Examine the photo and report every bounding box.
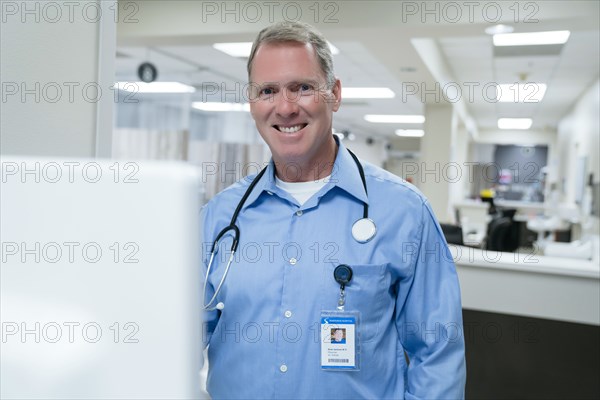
[284,310,292,318]
[279,364,288,373]
[295,210,303,216]
[266,191,273,195]
[289,258,297,265]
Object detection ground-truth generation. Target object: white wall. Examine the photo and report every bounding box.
[557,79,600,203]
[344,137,387,168]
[1,1,116,157]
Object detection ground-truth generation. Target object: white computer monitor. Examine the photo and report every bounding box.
[1,157,204,399]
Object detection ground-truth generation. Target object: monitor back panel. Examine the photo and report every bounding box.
[1,158,203,399]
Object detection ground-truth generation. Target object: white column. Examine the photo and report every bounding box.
[419,103,457,223]
[447,123,470,216]
[1,0,116,157]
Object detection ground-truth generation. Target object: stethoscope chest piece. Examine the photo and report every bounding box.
[351,218,377,243]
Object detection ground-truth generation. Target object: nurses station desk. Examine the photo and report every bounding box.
[455,247,599,325]
[455,247,600,399]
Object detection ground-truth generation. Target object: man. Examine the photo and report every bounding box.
[331,328,346,344]
[201,21,465,399]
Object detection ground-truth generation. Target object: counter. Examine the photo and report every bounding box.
[454,246,600,325]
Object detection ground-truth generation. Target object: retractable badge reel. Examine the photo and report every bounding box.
[334,264,353,311]
[320,264,360,371]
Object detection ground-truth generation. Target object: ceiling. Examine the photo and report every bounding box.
[116,0,600,140]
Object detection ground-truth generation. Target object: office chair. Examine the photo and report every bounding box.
[485,216,520,252]
[440,223,464,246]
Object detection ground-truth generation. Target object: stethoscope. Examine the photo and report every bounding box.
[203,148,376,311]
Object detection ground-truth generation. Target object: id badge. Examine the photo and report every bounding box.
[320,311,360,371]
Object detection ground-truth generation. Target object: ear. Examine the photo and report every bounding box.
[331,78,342,112]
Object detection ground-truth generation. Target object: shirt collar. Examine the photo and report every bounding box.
[330,138,369,205]
[240,161,278,211]
[242,136,369,210]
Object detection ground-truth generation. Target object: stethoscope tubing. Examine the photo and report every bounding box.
[203,148,369,311]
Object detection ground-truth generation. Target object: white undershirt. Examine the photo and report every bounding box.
[275,175,331,206]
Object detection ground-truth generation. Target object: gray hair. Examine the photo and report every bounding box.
[247,21,335,89]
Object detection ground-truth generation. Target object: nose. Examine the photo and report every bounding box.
[274,89,300,118]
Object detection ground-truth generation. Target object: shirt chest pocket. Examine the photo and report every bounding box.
[320,263,389,343]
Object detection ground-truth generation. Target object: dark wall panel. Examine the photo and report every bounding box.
[464,309,600,399]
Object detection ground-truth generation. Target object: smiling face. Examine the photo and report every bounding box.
[249,42,341,182]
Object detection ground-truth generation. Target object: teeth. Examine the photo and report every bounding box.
[278,125,303,133]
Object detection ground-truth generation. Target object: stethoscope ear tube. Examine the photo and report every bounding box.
[203,248,236,311]
[204,224,240,311]
[203,149,375,311]
[203,167,267,312]
[211,225,240,253]
[346,149,369,219]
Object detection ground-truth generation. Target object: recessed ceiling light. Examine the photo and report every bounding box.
[213,41,339,57]
[485,24,514,35]
[364,115,425,124]
[114,82,196,93]
[496,83,547,102]
[493,30,570,46]
[343,88,395,99]
[192,102,250,112]
[395,129,424,137]
[212,42,252,58]
[498,118,533,130]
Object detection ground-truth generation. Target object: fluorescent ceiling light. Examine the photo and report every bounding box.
[343,87,395,99]
[485,24,514,35]
[364,115,425,124]
[395,129,424,137]
[213,41,339,57]
[493,30,570,46]
[212,42,252,58]
[115,82,195,93]
[192,102,250,112]
[498,118,533,130]
[496,83,547,102]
